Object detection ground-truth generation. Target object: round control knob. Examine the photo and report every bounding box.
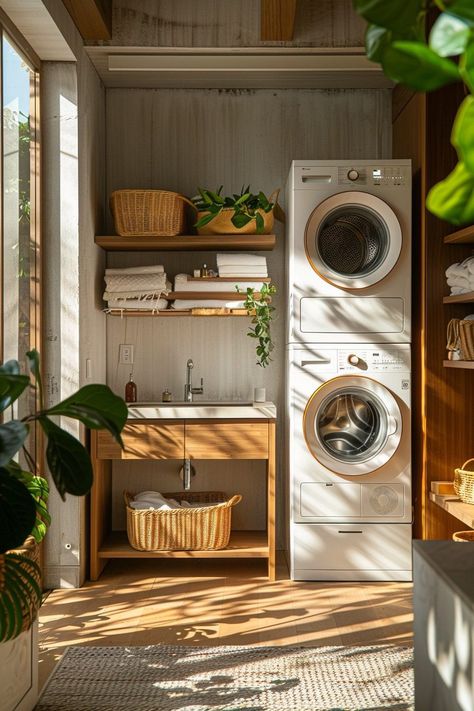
[347,169,359,181]
[348,354,360,366]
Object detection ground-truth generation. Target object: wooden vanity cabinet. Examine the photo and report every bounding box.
[90,418,276,581]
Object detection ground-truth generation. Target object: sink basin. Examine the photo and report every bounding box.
[126,401,276,419]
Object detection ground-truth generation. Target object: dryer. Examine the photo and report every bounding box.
[287,343,412,581]
[286,160,411,344]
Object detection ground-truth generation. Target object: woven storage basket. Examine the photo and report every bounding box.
[124,491,242,551]
[110,190,193,237]
[453,531,474,542]
[0,536,41,638]
[195,189,280,235]
[454,458,474,504]
[459,320,474,360]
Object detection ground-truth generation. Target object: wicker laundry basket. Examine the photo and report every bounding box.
[453,531,474,542]
[454,458,474,504]
[110,190,193,237]
[124,491,242,551]
[459,320,474,360]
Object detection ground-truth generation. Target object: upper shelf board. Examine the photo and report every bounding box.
[443,291,474,304]
[444,225,474,244]
[85,46,393,89]
[95,234,276,251]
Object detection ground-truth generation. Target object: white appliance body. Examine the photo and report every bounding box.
[286,160,412,344]
[288,343,412,581]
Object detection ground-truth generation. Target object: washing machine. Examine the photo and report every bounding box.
[287,343,412,581]
[286,160,412,344]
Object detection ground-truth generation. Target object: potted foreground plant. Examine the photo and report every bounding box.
[0,350,127,641]
[192,186,284,235]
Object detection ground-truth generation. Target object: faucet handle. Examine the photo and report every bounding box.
[187,358,194,369]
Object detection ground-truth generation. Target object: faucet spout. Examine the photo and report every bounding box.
[184,358,204,402]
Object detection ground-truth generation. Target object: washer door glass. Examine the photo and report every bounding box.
[316,387,388,463]
[305,191,402,289]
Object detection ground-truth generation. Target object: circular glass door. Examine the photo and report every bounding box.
[305,192,402,289]
[303,376,402,476]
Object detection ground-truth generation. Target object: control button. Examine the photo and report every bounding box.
[348,354,360,366]
[347,169,359,181]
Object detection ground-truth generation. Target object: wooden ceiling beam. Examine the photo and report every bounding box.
[62,0,112,41]
[261,0,298,41]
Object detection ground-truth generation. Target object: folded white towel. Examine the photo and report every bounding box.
[106,297,168,311]
[172,299,246,310]
[216,253,267,267]
[446,262,464,278]
[447,276,473,289]
[132,491,182,510]
[104,273,168,293]
[105,265,164,275]
[450,286,472,295]
[218,267,268,277]
[174,273,267,293]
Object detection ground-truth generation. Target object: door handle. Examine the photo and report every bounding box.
[301,359,332,367]
[338,530,363,534]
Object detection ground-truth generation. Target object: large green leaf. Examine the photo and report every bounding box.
[44,384,127,446]
[427,161,474,225]
[0,421,29,467]
[0,469,36,553]
[6,462,50,543]
[451,96,474,173]
[382,41,460,90]
[0,553,42,642]
[460,37,474,92]
[40,417,93,500]
[231,212,252,229]
[429,12,471,57]
[353,0,424,34]
[444,0,474,23]
[0,361,29,413]
[366,24,393,62]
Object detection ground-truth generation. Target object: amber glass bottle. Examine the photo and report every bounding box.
[125,373,137,403]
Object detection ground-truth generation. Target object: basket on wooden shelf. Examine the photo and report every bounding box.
[453,531,474,542]
[110,190,193,237]
[124,491,242,551]
[196,207,275,235]
[454,458,474,504]
[459,320,474,360]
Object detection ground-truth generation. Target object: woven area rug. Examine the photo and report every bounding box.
[37,644,414,711]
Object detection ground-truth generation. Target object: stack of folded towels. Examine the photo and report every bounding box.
[103,264,170,311]
[446,257,474,295]
[217,253,268,278]
[129,491,217,510]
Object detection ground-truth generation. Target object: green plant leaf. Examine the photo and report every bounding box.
[25,349,43,408]
[0,361,29,413]
[365,24,392,62]
[234,192,251,206]
[451,96,474,173]
[6,463,50,543]
[0,553,42,641]
[460,37,474,92]
[231,212,252,229]
[207,190,225,205]
[430,12,471,57]
[0,469,36,553]
[255,212,264,234]
[40,417,93,500]
[194,212,217,229]
[0,421,29,467]
[382,41,460,90]
[198,188,213,206]
[444,0,474,23]
[44,384,127,446]
[353,0,424,34]
[427,161,474,225]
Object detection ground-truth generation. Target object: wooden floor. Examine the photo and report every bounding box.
[38,557,413,691]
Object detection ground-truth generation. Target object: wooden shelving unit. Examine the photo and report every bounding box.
[444,226,474,245]
[95,234,276,251]
[106,309,250,317]
[429,492,474,529]
[443,291,474,304]
[443,360,474,370]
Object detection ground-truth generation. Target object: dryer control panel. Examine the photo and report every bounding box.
[337,165,411,187]
[337,347,410,372]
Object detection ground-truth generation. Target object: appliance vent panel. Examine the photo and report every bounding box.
[361,484,404,517]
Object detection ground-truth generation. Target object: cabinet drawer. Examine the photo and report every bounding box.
[96,423,184,460]
[186,422,269,459]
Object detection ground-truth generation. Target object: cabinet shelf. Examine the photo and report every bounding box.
[443,291,474,304]
[443,360,474,370]
[444,226,474,244]
[95,234,276,251]
[99,530,269,559]
[106,309,251,317]
[429,492,474,528]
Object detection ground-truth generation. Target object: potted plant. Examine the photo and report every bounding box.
[238,283,277,367]
[0,350,127,643]
[192,186,284,235]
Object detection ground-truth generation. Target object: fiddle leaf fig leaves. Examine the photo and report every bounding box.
[40,417,93,500]
[382,41,460,91]
[430,12,472,57]
[0,421,29,467]
[353,0,425,34]
[427,161,474,225]
[444,0,474,24]
[452,96,474,173]
[0,469,36,553]
[0,361,29,413]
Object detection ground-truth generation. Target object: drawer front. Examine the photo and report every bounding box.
[186,422,269,459]
[96,423,184,460]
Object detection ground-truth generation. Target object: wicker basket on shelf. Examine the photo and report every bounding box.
[453,531,474,542]
[459,320,474,360]
[124,491,242,551]
[454,458,474,504]
[110,190,193,237]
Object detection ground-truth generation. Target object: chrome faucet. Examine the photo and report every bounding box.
[184,358,204,402]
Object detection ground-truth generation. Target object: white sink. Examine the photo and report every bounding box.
[126,401,277,419]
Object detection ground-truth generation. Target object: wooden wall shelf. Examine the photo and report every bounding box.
[95,234,276,251]
[443,360,474,370]
[443,291,474,304]
[106,309,250,317]
[429,492,474,529]
[444,226,474,244]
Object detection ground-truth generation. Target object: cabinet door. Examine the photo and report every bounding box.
[96,422,184,460]
[185,422,269,459]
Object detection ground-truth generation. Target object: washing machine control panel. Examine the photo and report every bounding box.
[338,348,409,372]
[338,165,410,187]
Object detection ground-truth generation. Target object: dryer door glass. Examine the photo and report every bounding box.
[316,387,388,463]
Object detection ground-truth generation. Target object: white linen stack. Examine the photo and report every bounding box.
[129,491,218,510]
[103,264,170,311]
[216,253,268,277]
[171,273,267,310]
[446,257,474,295]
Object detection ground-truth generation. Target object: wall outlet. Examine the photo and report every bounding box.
[119,344,134,364]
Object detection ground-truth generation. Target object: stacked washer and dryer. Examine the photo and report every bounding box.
[286,160,412,581]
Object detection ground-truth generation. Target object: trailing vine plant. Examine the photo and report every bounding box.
[238,283,276,368]
[353,0,474,225]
